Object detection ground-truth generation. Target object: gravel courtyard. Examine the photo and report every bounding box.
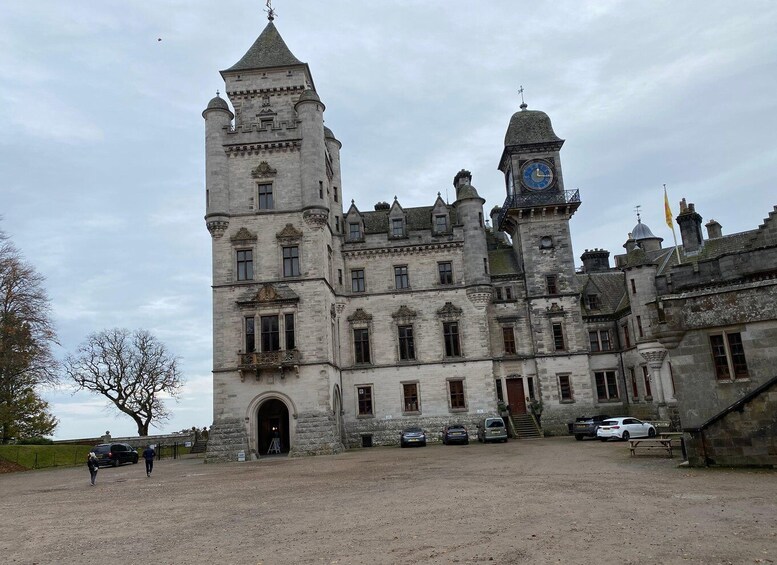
[1,437,775,565]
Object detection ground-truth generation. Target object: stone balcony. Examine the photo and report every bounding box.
[238,349,300,380]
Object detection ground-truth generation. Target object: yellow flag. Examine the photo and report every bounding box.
[664,185,673,229]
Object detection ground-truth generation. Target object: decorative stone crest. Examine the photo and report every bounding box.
[230,227,257,242]
[436,301,463,321]
[546,302,565,317]
[391,305,417,325]
[256,284,280,302]
[347,308,373,323]
[251,161,277,178]
[276,223,303,243]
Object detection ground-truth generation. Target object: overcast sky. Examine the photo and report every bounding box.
[2,1,775,440]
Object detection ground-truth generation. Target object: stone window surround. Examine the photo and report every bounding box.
[708,328,750,382]
[437,261,454,285]
[282,244,301,278]
[348,308,373,366]
[243,309,297,353]
[350,268,366,293]
[401,380,421,414]
[256,181,274,210]
[502,325,517,356]
[446,377,467,412]
[594,370,620,402]
[235,248,254,281]
[356,384,374,418]
[394,264,410,290]
[557,373,574,403]
[588,329,612,352]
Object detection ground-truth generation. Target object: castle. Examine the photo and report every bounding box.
[202,19,777,466]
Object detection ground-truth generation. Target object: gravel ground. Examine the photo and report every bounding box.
[1,436,775,565]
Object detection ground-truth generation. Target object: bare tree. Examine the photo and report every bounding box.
[65,328,183,436]
[0,227,60,443]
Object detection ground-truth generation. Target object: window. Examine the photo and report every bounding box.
[258,183,273,209]
[630,367,639,398]
[595,371,619,401]
[502,327,516,355]
[710,332,748,380]
[505,287,513,300]
[636,315,644,338]
[558,374,573,401]
[443,322,461,357]
[391,218,404,237]
[237,250,253,281]
[319,181,323,199]
[587,294,600,310]
[349,223,361,241]
[630,279,637,294]
[284,313,295,350]
[338,269,343,285]
[527,377,535,400]
[448,379,466,409]
[261,315,280,352]
[435,215,448,233]
[402,383,419,412]
[333,186,338,202]
[357,386,373,416]
[642,366,652,397]
[245,317,255,353]
[552,323,565,351]
[354,328,371,364]
[438,262,453,285]
[483,258,489,274]
[495,287,503,301]
[394,265,409,289]
[495,379,504,402]
[623,323,631,348]
[351,269,365,292]
[334,216,340,233]
[283,246,300,277]
[546,274,558,295]
[588,330,612,352]
[398,325,415,361]
[540,236,553,249]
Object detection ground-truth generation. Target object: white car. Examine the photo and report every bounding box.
[596,417,656,441]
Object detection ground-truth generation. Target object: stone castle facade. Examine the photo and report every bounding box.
[203,20,777,465]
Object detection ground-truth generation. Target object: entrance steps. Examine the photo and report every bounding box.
[508,414,543,439]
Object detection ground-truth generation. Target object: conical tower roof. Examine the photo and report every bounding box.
[223,21,303,73]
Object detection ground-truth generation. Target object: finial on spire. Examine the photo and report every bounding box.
[265,0,276,21]
[216,90,220,97]
[634,205,642,223]
[518,85,527,110]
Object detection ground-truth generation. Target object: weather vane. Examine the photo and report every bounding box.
[265,0,276,21]
[518,85,527,109]
[634,204,642,223]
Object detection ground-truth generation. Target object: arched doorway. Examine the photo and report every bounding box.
[257,398,290,455]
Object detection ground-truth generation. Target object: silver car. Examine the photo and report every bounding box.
[477,417,508,443]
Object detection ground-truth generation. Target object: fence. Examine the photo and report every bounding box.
[0,444,94,470]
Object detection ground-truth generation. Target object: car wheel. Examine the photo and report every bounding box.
[133,455,138,464]
[574,434,583,441]
[112,458,119,467]
[599,438,608,442]
[400,442,406,448]
[464,439,469,445]
[648,428,656,438]
[502,438,508,443]
[622,431,630,441]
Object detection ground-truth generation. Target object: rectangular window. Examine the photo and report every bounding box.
[587,294,600,310]
[623,323,631,348]
[505,287,513,300]
[495,288,503,301]
[261,315,280,352]
[546,274,558,295]
[357,386,373,416]
[319,181,323,199]
[245,317,255,353]
[349,223,361,241]
[337,269,343,285]
[483,258,489,274]
[257,183,273,209]
[283,246,300,277]
[354,328,371,364]
[630,279,637,294]
[495,379,504,402]
[394,265,409,289]
[236,249,253,281]
[642,366,652,397]
[398,325,416,361]
[391,218,403,237]
[284,313,295,350]
[402,383,419,413]
[448,379,466,409]
[435,215,448,233]
[527,376,535,400]
[333,186,338,202]
[558,374,573,401]
[595,370,619,401]
[351,269,365,292]
[630,367,639,398]
[636,315,644,338]
[552,323,565,351]
[588,330,612,352]
[334,216,340,233]
[443,322,461,357]
[502,327,516,355]
[710,331,749,379]
[438,262,453,285]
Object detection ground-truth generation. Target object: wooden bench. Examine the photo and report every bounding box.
[629,438,673,458]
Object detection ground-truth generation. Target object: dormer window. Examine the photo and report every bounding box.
[434,215,448,233]
[391,218,404,237]
[587,294,601,310]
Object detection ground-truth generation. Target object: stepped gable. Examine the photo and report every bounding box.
[223,21,303,73]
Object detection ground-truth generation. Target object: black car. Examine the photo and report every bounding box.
[92,443,139,467]
[399,427,427,448]
[442,424,469,445]
[570,415,611,441]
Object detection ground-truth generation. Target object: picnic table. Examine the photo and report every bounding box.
[628,437,674,458]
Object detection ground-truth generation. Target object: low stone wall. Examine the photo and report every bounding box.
[55,432,196,450]
[344,414,499,448]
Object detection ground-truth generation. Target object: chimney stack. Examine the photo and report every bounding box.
[580,248,611,272]
[676,198,704,252]
[705,219,723,239]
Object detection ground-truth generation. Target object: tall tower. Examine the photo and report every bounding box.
[203,17,344,461]
[496,102,590,428]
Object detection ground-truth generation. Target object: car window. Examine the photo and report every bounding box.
[111,444,125,451]
[487,420,504,428]
[93,445,110,454]
[601,421,616,426]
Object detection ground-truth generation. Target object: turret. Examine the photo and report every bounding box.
[453,170,489,286]
[295,90,329,214]
[580,249,611,272]
[202,93,234,238]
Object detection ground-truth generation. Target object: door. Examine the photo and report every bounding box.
[506,378,527,415]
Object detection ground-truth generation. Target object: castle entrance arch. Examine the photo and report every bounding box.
[257,398,290,455]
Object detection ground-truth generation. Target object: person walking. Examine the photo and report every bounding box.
[142,444,156,477]
[87,452,99,486]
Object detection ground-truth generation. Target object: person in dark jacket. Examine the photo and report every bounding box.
[142,445,155,477]
[87,452,99,486]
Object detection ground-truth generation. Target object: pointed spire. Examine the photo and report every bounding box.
[224,21,303,72]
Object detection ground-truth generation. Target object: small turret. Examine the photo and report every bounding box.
[453,170,489,287]
[202,92,234,237]
[580,249,611,272]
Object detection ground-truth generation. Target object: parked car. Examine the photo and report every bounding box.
[571,414,611,441]
[477,417,508,443]
[441,424,469,445]
[400,427,427,447]
[92,443,139,467]
[596,417,657,441]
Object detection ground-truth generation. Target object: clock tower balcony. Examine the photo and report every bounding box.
[497,189,581,230]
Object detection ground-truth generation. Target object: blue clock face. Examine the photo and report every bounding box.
[521,160,554,190]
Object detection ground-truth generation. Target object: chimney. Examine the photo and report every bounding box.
[705,219,723,239]
[580,248,611,272]
[676,198,704,252]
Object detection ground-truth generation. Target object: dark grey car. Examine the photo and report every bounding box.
[400,427,427,447]
[92,443,139,467]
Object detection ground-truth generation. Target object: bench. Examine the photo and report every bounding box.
[629,438,673,458]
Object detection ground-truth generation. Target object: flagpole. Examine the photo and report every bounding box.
[664,184,681,264]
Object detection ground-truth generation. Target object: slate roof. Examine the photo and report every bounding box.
[504,107,563,146]
[224,22,303,72]
[361,205,460,234]
[488,247,521,276]
[576,271,629,317]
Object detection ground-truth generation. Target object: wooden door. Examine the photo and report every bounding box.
[506,378,527,414]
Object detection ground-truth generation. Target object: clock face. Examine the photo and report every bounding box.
[521,160,554,190]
